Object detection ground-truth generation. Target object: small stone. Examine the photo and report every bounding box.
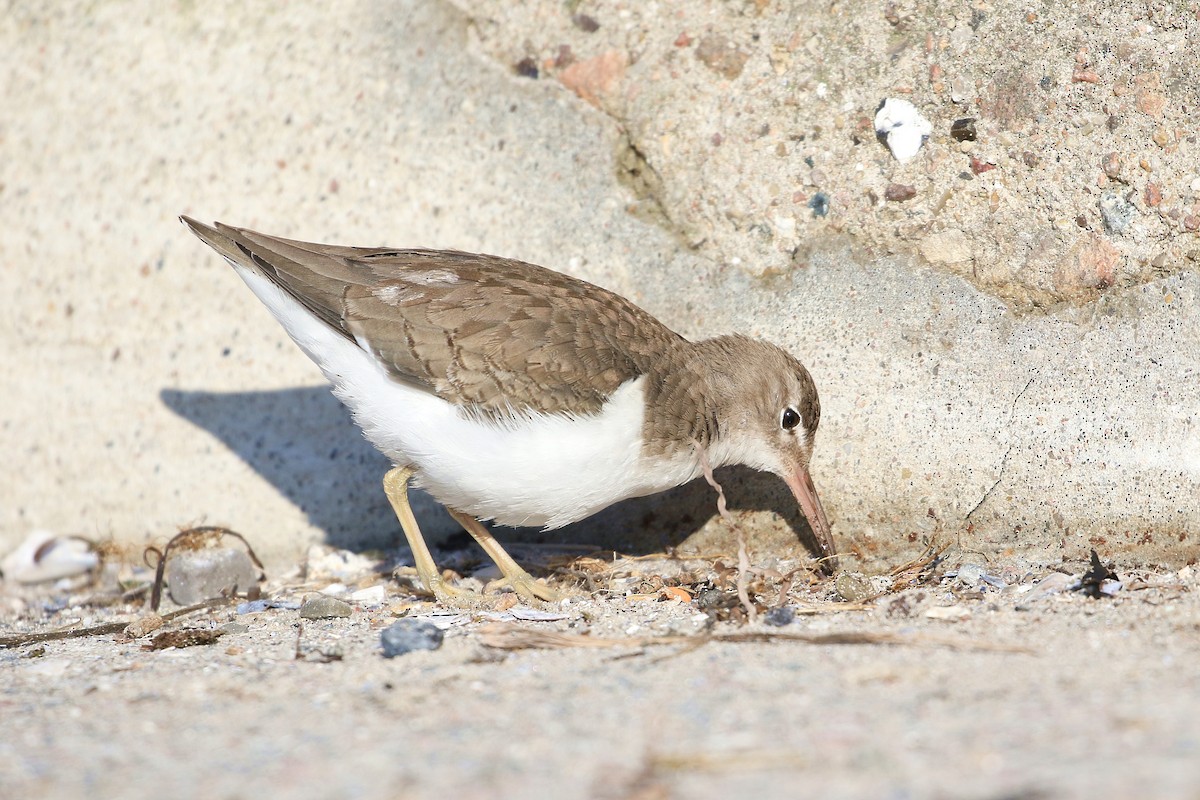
[834,572,872,602]
[380,620,444,658]
[350,584,387,605]
[920,229,972,263]
[884,183,916,202]
[220,622,249,635]
[1022,151,1040,168]
[970,156,994,175]
[1184,215,1200,232]
[571,13,600,33]
[1101,152,1122,180]
[764,606,796,627]
[949,76,971,103]
[166,548,258,606]
[956,563,986,587]
[1144,183,1162,207]
[1098,191,1137,235]
[558,51,627,108]
[299,595,353,619]
[695,35,749,80]
[950,118,977,142]
[514,57,538,79]
[808,192,830,217]
[1152,127,1172,147]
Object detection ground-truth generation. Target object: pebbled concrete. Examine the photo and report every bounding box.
[2,0,1198,575]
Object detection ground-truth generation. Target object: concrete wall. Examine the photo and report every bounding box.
[3,0,1197,570]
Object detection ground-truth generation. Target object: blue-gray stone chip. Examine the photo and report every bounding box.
[380,620,444,658]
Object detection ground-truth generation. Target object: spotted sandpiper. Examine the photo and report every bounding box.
[182,218,835,603]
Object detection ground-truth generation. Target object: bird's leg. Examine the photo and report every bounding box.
[445,509,563,603]
[382,467,469,602]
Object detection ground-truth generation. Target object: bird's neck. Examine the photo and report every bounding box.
[640,335,749,464]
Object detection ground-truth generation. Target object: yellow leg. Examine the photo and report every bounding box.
[383,467,469,603]
[445,509,563,603]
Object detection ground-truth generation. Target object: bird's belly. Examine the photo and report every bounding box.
[350,375,700,528]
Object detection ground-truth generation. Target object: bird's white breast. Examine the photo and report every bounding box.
[232,263,701,528]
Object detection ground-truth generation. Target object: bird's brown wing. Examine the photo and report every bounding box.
[182,218,683,418]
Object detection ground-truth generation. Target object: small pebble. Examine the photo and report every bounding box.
[166,548,259,606]
[1098,191,1137,235]
[514,57,538,79]
[350,584,387,605]
[571,13,600,33]
[950,118,977,142]
[808,192,830,217]
[970,156,994,175]
[299,595,353,619]
[220,622,249,635]
[834,572,873,602]
[1101,152,1122,180]
[884,183,917,202]
[956,563,986,587]
[380,620,444,658]
[694,35,749,80]
[764,606,796,627]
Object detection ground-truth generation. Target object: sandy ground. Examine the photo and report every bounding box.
[2,547,1199,800]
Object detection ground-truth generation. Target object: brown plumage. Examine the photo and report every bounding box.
[196,223,681,418]
[183,217,836,601]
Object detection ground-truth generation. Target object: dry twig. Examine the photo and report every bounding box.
[0,597,235,649]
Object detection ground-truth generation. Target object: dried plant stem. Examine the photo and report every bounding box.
[0,597,235,649]
[693,439,757,624]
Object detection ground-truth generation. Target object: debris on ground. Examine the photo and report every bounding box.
[144,627,225,651]
[1079,549,1123,598]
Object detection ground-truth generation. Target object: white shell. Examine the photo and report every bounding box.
[2,530,98,584]
[874,98,932,162]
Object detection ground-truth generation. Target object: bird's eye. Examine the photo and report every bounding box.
[781,407,801,431]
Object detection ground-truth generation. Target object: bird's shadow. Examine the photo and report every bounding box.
[161,387,824,559]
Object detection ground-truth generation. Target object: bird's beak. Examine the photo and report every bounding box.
[784,467,837,569]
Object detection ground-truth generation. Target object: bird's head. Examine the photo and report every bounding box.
[700,336,835,562]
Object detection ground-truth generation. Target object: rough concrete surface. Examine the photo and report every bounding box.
[2,1,1200,798]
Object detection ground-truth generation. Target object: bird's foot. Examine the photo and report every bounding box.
[486,572,563,604]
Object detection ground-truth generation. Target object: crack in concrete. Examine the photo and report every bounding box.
[965,374,1037,522]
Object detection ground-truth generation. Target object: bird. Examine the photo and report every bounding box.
[181,217,835,603]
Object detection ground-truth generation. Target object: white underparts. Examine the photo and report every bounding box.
[231,261,701,528]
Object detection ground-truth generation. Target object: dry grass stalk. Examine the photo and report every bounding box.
[693,439,758,624]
